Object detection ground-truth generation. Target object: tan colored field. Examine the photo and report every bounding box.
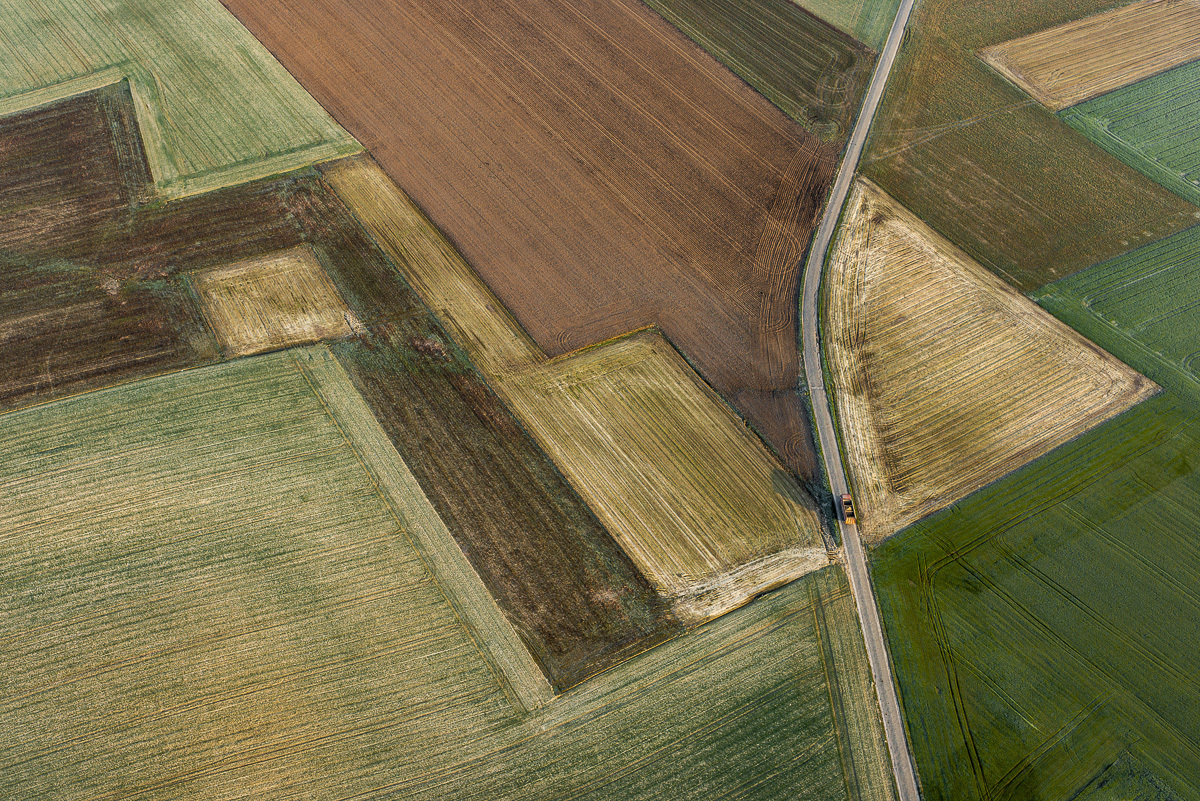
[978,0,1200,110]
[326,158,826,622]
[193,247,360,357]
[825,180,1159,541]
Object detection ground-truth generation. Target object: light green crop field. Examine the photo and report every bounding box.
[1034,223,1200,407]
[1061,59,1200,207]
[0,0,359,197]
[790,0,900,49]
[872,391,1200,801]
[0,348,894,800]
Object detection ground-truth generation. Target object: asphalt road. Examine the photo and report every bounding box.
[799,1,922,799]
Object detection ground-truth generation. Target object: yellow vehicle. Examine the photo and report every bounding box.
[841,494,856,525]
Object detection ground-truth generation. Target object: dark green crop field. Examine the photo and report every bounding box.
[1061,59,1200,207]
[860,0,1199,290]
[642,0,875,140]
[872,391,1200,800]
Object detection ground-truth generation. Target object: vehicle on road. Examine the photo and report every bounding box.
[841,494,856,525]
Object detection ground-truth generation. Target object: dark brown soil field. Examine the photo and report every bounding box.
[220,0,837,480]
[0,86,676,690]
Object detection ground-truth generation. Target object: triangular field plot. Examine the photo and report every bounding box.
[825,180,1159,541]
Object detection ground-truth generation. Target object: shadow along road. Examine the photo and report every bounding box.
[800,0,922,799]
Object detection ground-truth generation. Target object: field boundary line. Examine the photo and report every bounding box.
[290,345,553,712]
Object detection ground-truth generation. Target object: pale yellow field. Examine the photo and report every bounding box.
[193,247,361,357]
[825,180,1158,542]
[978,0,1200,110]
[325,157,826,623]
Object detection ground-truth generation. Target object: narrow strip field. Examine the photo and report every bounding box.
[221,0,837,479]
[872,393,1200,800]
[825,180,1157,541]
[326,157,827,624]
[979,0,1200,111]
[1061,58,1200,207]
[861,0,1199,289]
[0,0,358,197]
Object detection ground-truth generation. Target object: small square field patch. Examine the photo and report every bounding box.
[194,247,360,357]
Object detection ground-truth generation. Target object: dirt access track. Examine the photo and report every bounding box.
[220,0,838,479]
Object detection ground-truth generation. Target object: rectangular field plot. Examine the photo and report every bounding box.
[872,394,1200,801]
[193,247,359,356]
[0,0,359,197]
[979,0,1200,111]
[1061,59,1200,207]
[0,348,531,800]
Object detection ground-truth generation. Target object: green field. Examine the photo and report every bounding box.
[641,0,875,139]
[1033,223,1200,407]
[872,389,1200,800]
[0,348,896,800]
[0,0,359,196]
[860,0,1199,289]
[790,0,900,50]
[1061,59,1200,207]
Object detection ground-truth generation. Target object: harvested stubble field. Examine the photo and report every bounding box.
[861,0,1200,290]
[872,392,1200,800]
[328,157,827,624]
[0,0,358,197]
[1061,58,1200,207]
[192,247,359,357]
[0,82,677,690]
[978,0,1200,111]
[221,0,839,480]
[640,0,876,138]
[825,181,1157,541]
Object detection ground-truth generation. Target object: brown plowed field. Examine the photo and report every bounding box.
[219,0,837,479]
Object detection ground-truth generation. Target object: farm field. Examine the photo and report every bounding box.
[1060,59,1200,207]
[0,0,358,197]
[872,392,1200,801]
[220,0,840,481]
[860,0,1200,289]
[192,247,359,357]
[0,348,534,798]
[639,0,876,138]
[1034,223,1200,406]
[789,0,901,50]
[824,180,1156,542]
[0,82,677,691]
[327,158,828,624]
[978,0,1200,111]
[0,359,895,801]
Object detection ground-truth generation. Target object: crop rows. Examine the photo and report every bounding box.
[860,0,1198,290]
[979,0,1200,110]
[825,180,1156,541]
[1061,58,1200,207]
[873,393,1200,800]
[327,158,827,623]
